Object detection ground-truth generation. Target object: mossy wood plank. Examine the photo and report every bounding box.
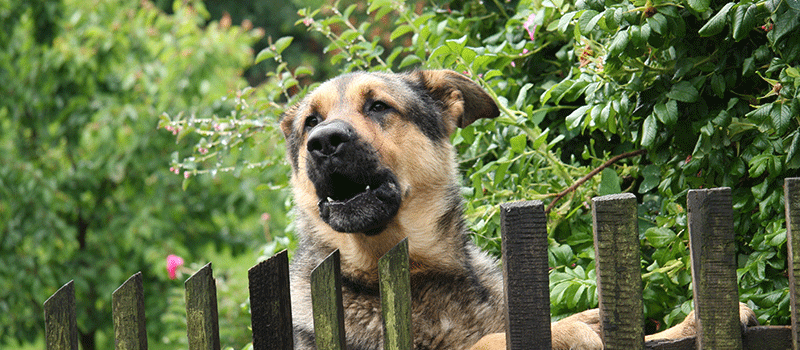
[248,250,293,350]
[378,238,413,350]
[592,193,644,349]
[311,250,346,350]
[44,281,79,350]
[113,272,148,350]
[688,188,742,350]
[786,178,800,350]
[500,200,552,349]
[185,263,221,350]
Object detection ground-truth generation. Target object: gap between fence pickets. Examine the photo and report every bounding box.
[40,177,800,350]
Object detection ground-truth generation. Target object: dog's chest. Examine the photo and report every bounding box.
[341,272,505,350]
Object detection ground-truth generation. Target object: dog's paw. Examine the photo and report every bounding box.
[552,319,604,350]
[646,302,759,341]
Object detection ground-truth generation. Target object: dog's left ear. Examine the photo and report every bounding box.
[418,70,500,135]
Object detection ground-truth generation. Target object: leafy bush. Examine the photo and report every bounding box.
[0,0,280,348]
[169,0,799,334]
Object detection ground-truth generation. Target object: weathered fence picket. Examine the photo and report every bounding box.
[787,177,800,350]
[112,272,147,350]
[500,200,551,350]
[688,188,743,349]
[248,249,293,350]
[185,263,221,350]
[592,193,644,349]
[310,250,347,350]
[378,238,413,350]
[42,178,800,350]
[44,281,78,350]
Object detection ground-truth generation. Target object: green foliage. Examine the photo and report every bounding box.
[0,0,283,348]
[171,0,798,336]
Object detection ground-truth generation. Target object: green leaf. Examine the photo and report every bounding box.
[566,105,591,129]
[654,100,678,125]
[666,81,699,102]
[607,29,629,58]
[398,55,422,69]
[647,13,668,35]
[558,11,577,33]
[710,73,726,97]
[645,227,677,248]
[688,0,711,12]
[639,164,660,193]
[577,10,600,35]
[510,134,527,154]
[390,25,414,41]
[515,83,533,109]
[699,2,735,36]
[273,36,294,55]
[788,0,800,10]
[598,167,621,195]
[642,114,658,147]
[787,131,800,169]
[771,102,792,134]
[254,47,276,64]
[731,3,758,41]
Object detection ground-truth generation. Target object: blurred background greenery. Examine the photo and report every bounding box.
[3,0,799,349]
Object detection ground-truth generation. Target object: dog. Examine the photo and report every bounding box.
[279,70,757,349]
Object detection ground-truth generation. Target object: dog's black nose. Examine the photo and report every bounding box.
[307,120,354,157]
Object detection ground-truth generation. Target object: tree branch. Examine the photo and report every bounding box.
[545,149,647,214]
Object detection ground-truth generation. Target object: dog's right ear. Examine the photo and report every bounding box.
[417,70,500,135]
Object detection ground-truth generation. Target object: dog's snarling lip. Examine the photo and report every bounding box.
[316,171,401,235]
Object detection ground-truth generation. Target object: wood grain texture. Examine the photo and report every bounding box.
[113,272,148,350]
[378,238,413,350]
[44,281,79,350]
[185,263,221,350]
[592,193,644,349]
[500,200,551,350]
[786,178,800,350]
[310,249,346,350]
[248,250,293,350]
[688,187,742,350]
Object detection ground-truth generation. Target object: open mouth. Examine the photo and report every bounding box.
[316,171,401,235]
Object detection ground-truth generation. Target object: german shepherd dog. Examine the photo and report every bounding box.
[279,70,757,350]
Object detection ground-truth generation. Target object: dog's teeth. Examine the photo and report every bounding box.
[327,197,334,202]
[365,185,370,191]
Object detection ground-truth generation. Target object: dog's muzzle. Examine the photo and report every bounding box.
[306,120,402,235]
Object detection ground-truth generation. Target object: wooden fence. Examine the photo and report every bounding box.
[44,178,800,350]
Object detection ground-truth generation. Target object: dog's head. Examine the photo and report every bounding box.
[280,70,499,238]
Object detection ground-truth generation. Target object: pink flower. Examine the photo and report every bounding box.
[523,13,537,41]
[511,61,516,67]
[303,18,314,27]
[166,254,184,280]
[184,171,191,179]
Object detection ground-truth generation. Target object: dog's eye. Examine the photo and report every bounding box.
[367,101,391,114]
[304,115,320,129]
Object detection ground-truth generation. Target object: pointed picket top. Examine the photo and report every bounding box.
[185,263,221,350]
[248,250,293,350]
[310,250,346,350]
[113,272,148,350]
[44,281,79,350]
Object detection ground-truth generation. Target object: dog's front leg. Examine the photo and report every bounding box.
[645,302,758,341]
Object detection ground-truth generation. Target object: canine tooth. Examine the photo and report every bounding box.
[365,185,370,191]
[327,197,334,202]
